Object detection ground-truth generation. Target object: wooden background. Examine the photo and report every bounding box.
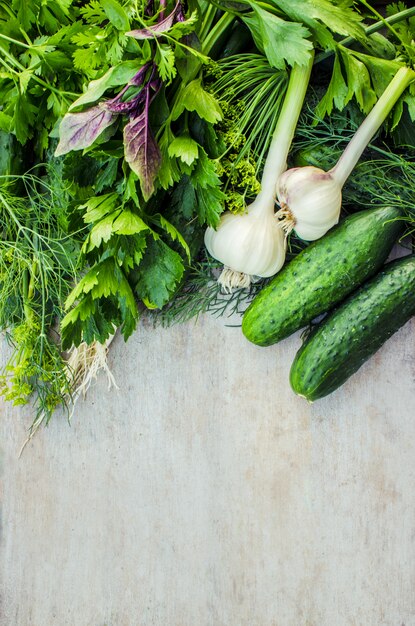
[1,307,415,625]
[2,0,413,620]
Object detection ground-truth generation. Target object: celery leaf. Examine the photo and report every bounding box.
[268,0,365,46]
[340,49,377,114]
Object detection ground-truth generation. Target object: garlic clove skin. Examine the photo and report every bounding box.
[204,205,286,278]
[277,166,342,241]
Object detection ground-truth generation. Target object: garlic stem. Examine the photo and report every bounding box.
[204,51,314,284]
[331,66,415,187]
[260,51,315,202]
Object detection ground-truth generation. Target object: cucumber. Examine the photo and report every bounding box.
[290,254,415,401]
[242,206,403,346]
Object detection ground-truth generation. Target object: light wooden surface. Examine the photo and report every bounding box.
[1,311,415,626]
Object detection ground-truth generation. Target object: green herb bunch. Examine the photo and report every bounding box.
[0,171,79,423]
[2,0,415,426]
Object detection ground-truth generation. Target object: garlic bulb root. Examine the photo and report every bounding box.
[218,267,253,293]
[275,204,296,235]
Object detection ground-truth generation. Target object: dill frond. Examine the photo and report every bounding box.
[0,171,81,428]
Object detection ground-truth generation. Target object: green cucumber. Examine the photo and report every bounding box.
[290,254,415,401]
[242,206,403,346]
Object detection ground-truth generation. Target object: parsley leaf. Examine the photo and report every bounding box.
[243,4,313,69]
[155,43,177,84]
[134,238,185,308]
[62,258,139,346]
[172,77,222,123]
[168,134,199,165]
[13,93,37,144]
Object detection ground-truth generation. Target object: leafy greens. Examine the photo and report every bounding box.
[1,0,415,426]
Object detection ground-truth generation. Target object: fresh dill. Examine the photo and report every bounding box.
[0,172,80,427]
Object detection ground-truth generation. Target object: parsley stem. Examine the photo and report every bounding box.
[33,77,78,99]
[0,33,32,49]
[0,42,78,98]
[0,57,18,84]
[356,0,406,44]
[20,29,33,46]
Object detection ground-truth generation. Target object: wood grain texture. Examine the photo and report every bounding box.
[1,312,415,626]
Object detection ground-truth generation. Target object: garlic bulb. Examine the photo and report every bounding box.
[277,166,341,241]
[204,198,286,289]
[276,66,415,241]
[204,56,315,290]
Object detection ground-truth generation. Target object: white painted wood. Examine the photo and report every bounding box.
[1,312,415,625]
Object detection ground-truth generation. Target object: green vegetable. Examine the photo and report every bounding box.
[56,1,234,348]
[242,205,403,346]
[290,254,415,401]
[2,0,415,428]
[292,103,415,234]
[0,172,80,426]
[276,66,415,241]
[204,55,314,287]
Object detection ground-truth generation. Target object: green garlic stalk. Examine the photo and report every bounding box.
[277,66,415,241]
[204,52,314,291]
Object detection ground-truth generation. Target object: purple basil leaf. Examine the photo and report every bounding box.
[159,0,166,20]
[102,63,155,115]
[126,1,180,39]
[149,78,162,93]
[104,89,146,114]
[176,0,185,21]
[129,62,152,86]
[55,105,116,157]
[124,109,161,200]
